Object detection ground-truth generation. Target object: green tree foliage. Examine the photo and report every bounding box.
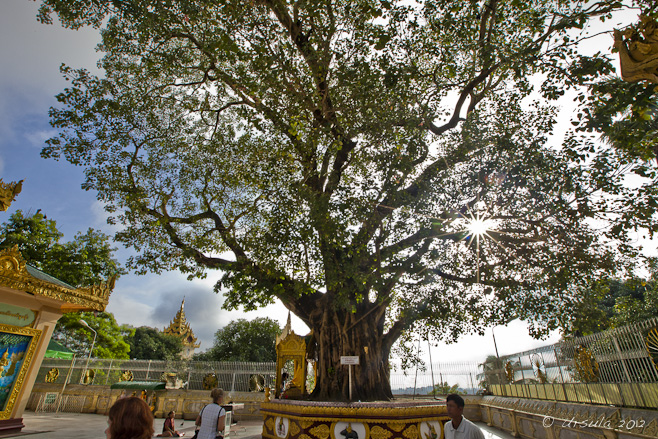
[53,311,132,359]
[195,318,280,362]
[429,381,465,396]
[125,326,184,360]
[478,355,505,388]
[567,268,658,336]
[0,210,124,287]
[36,0,658,400]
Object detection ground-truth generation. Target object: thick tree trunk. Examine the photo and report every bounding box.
[308,303,393,401]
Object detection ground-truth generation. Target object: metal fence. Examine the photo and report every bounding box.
[30,392,90,414]
[37,358,277,392]
[37,357,483,396]
[485,317,658,409]
[390,361,483,396]
[36,317,657,408]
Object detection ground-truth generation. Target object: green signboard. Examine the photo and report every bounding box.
[0,304,35,327]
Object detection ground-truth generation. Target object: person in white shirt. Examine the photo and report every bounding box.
[195,388,226,439]
[444,394,485,439]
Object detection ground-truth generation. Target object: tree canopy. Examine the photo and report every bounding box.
[37,0,658,400]
[0,210,124,287]
[125,326,184,360]
[195,317,281,362]
[566,260,658,336]
[53,311,132,359]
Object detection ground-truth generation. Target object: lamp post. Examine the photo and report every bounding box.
[79,319,97,384]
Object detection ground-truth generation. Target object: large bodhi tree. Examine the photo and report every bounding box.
[37,0,657,400]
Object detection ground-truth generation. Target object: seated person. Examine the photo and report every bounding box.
[279,372,289,397]
[157,411,184,437]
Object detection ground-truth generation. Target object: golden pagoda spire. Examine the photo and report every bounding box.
[276,310,293,346]
[163,298,200,359]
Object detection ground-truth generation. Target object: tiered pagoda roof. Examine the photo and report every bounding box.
[163,299,200,350]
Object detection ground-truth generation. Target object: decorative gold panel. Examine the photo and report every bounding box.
[45,367,59,383]
[309,424,330,439]
[388,423,405,433]
[290,421,301,436]
[370,426,392,439]
[0,324,41,420]
[266,417,275,432]
[402,425,418,439]
[203,373,218,390]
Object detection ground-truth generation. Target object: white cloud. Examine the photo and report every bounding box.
[24,129,58,148]
[90,200,125,235]
[105,296,155,328]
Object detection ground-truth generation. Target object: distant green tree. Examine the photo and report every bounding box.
[612,279,658,327]
[0,209,61,262]
[566,263,658,336]
[125,326,183,360]
[195,318,281,362]
[429,381,465,396]
[53,311,132,359]
[478,355,505,388]
[0,210,124,287]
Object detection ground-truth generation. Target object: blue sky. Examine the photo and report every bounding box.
[1,1,651,362]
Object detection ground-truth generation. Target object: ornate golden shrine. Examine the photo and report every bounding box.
[0,246,114,313]
[0,246,114,434]
[261,400,449,439]
[275,313,314,399]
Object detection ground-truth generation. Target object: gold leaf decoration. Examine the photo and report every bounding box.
[403,425,418,439]
[370,426,392,439]
[290,421,301,436]
[309,424,330,439]
[388,423,405,433]
[45,368,59,383]
[642,419,657,437]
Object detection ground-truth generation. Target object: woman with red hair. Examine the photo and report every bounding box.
[105,396,155,439]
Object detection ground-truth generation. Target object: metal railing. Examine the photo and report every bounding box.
[484,317,658,409]
[390,361,483,396]
[36,357,484,397]
[36,317,657,408]
[37,358,277,392]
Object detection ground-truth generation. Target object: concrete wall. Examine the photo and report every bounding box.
[475,395,658,439]
[28,383,266,421]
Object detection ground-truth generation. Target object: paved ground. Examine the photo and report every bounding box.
[2,413,515,439]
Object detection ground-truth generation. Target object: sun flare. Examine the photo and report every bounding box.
[466,218,493,236]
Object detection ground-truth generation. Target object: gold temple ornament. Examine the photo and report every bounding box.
[0,179,23,212]
[614,15,658,84]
